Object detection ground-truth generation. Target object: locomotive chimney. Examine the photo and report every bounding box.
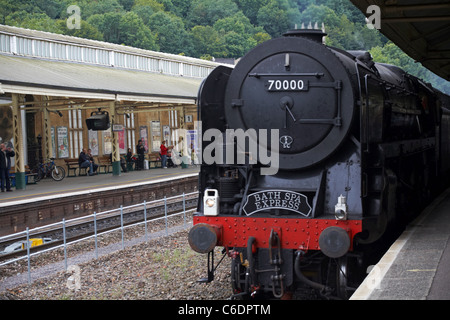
[283,23,327,43]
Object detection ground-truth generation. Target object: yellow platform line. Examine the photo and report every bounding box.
[0,171,189,202]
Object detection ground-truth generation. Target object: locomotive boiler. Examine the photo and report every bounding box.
[188,29,450,299]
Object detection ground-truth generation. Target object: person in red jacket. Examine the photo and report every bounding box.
[160,140,173,168]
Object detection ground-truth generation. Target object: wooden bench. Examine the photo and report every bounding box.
[9,166,39,185]
[64,159,88,177]
[97,155,112,174]
[149,153,162,169]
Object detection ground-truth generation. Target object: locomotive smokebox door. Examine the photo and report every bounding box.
[223,35,355,170]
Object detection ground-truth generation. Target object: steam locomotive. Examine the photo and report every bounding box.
[188,29,450,299]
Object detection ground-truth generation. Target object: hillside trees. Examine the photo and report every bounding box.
[0,0,447,92]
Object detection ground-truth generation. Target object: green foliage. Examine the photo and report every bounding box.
[257,0,291,38]
[4,11,63,33]
[1,0,447,91]
[186,0,239,28]
[370,42,450,94]
[146,11,192,55]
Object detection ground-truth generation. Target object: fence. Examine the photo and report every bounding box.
[0,191,198,285]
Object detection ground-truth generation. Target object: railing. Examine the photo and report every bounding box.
[0,25,219,79]
[0,191,198,285]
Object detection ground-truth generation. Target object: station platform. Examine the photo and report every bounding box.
[0,166,199,207]
[351,187,450,300]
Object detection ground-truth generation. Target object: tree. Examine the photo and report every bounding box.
[88,12,123,44]
[299,4,340,31]
[300,4,373,50]
[132,0,165,13]
[186,0,239,28]
[222,31,257,58]
[253,31,271,45]
[370,42,450,94]
[190,25,226,58]
[77,0,125,18]
[147,11,193,55]
[88,11,159,50]
[118,11,159,50]
[4,11,63,34]
[119,0,135,11]
[234,0,268,25]
[213,12,261,58]
[257,0,290,37]
[58,20,104,41]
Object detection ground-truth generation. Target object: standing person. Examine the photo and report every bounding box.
[136,140,145,170]
[78,148,95,176]
[160,140,173,169]
[0,143,15,192]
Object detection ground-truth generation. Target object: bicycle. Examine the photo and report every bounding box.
[34,158,66,182]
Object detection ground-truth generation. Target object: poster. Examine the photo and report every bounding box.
[57,126,69,158]
[163,125,170,145]
[103,129,112,155]
[51,127,56,158]
[139,126,148,152]
[117,128,127,154]
[88,130,99,155]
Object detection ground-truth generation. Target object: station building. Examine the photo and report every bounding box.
[0,24,227,189]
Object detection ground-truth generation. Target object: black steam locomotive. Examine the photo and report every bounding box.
[188,29,450,299]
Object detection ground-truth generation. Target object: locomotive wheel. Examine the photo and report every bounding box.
[336,257,351,299]
[335,255,365,299]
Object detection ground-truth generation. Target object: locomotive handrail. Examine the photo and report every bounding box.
[355,61,366,150]
[248,72,325,77]
[364,74,371,153]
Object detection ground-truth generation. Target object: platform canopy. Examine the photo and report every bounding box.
[0,24,224,108]
[351,0,450,81]
[0,54,202,105]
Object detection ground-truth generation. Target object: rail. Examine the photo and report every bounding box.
[0,191,199,284]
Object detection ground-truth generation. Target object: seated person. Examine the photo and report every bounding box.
[87,148,99,173]
[126,148,134,168]
[78,148,95,176]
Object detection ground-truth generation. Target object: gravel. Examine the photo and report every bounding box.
[0,216,232,300]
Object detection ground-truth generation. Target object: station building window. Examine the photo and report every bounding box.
[68,107,83,158]
[125,113,136,153]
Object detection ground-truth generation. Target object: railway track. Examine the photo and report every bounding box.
[0,192,198,264]
[0,174,198,237]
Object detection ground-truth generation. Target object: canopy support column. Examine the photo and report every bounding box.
[110,101,121,176]
[12,93,26,189]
